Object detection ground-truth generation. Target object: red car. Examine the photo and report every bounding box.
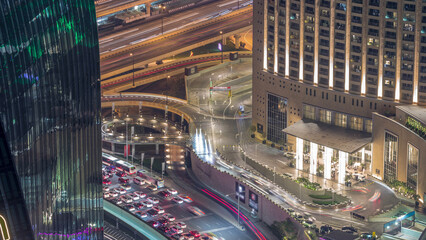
[103,179,112,185]
[159,190,171,197]
[118,177,130,183]
[115,171,127,177]
[189,230,200,237]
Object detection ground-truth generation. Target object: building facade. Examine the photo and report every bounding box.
[0,0,103,239]
[253,0,426,203]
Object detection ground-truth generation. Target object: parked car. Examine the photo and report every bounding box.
[134,211,147,218]
[172,197,183,204]
[320,225,333,235]
[163,213,175,221]
[303,213,316,222]
[189,230,201,238]
[302,220,316,229]
[103,186,110,192]
[113,187,126,194]
[116,171,127,177]
[124,204,136,212]
[133,202,145,210]
[141,200,153,208]
[159,225,171,233]
[342,226,357,233]
[167,188,178,195]
[147,197,160,204]
[175,222,187,229]
[103,179,112,185]
[170,225,183,234]
[127,193,139,201]
[153,206,164,214]
[103,192,110,198]
[148,220,161,228]
[159,190,171,198]
[118,177,130,183]
[120,195,133,203]
[111,198,123,205]
[134,191,147,198]
[121,183,131,190]
[147,185,158,191]
[147,209,159,217]
[108,191,118,197]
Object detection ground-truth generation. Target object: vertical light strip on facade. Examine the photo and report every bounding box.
[338,151,348,184]
[361,147,365,164]
[324,147,333,180]
[313,0,320,85]
[296,137,304,170]
[310,142,318,175]
[299,0,304,81]
[263,0,268,70]
[285,0,290,76]
[273,0,279,73]
[413,0,422,104]
[344,0,351,92]
[0,215,10,240]
[329,0,335,89]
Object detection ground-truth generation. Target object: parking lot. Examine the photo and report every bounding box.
[103,165,253,240]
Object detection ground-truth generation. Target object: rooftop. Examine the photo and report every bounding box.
[396,105,426,126]
[283,120,372,153]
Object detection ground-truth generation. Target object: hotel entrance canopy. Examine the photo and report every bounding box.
[283,120,372,154]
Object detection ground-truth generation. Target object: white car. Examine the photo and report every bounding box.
[124,204,136,212]
[153,206,164,214]
[141,200,153,208]
[178,194,193,203]
[175,222,187,229]
[103,192,110,198]
[120,195,133,203]
[134,211,148,218]
[103,186,110,192]
[172,197,183,204]
[170,225,183,234]
[167,188,178,195]
[114,187,126,194]
[163,213,175,221]
[134,191,147,198]
[147,197,160,204]
[108,191,118,197]
[127,193,140,201]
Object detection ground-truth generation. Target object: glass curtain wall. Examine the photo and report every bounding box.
[384,132,398,182]
[267,94,287,144]
[407,144,419,190]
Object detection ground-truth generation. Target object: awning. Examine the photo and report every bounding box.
[283,120,372,153]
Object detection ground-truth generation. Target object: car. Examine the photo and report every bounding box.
[102,179,112,185]
[134,211,148,218]
[148,220,161,228]
[283,152,296,158]
[189,230,201,238]
[178,194,193,203]
[103,186,110,192]
[167,188,178,195]
[133,202,145,210]
[134,191,147,198]
[111,198,123,205]
[120,195,133,203]
[159,225,172,233]
[147,185,158,191]
[342,226,357,233]
[153,206,164,214]
[116,171,127,177]
[163,213,175,221]
[286,208,295,215]
[147,209,159,217]
[108,191,118,197]
[302,220,316,229]
[182,233,195,240]
[102,174,109,180]
[103,192,110,198]
[147,197,160,204]
[171,233,184,240]
[118,177,130,183]
[295,212,304,221]
[170,225,183,234]
[175,222,187,229]
[359,232,376,240]
[124,204,136,212]
[172,197,183,204]
[127,193,139,201]
[141,200,153,208]
[320,225,333,235]
[121,183,131,190]
[113,187,126,194]
[304,213,316,222]
[159,190,171,198]
[157,218,168,226]
[188,206,205,216]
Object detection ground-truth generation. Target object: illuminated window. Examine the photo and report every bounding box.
[407,144,419,190]
[350,116,363,131]
[319,109,332,124]
[303,105,316,120]
[335,113,347,128]
[365,119,372,133]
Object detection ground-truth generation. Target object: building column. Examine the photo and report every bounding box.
[361,148,365,164]
[111,142,115,153]
[324,147,333,180]
[296,137,304,170]
[145,3,151,15]
[310,142,318,175]
[338,151,348,184]
[234,34,241,49]
[156,143,159,155]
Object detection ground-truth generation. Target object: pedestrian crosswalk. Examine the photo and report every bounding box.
[104,223,134,240]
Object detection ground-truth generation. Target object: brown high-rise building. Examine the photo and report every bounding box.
[252,0,426,203]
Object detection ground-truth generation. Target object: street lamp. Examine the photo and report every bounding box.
[220,31,224,63]
[226,192,241,226]
[130,53,135,86]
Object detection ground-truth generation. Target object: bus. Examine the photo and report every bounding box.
[137,169,164,188]
[115,160,137,175]
[102,152,118,166]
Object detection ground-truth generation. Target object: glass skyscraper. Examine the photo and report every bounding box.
[0,0,103,239]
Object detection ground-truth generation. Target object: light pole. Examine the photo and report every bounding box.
[220,31,224,63]
[130,53,135,86]
[226,192,241,226]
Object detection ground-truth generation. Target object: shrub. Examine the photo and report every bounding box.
[309,194,332,199]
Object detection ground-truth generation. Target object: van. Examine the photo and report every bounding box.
[133,177,146,186]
